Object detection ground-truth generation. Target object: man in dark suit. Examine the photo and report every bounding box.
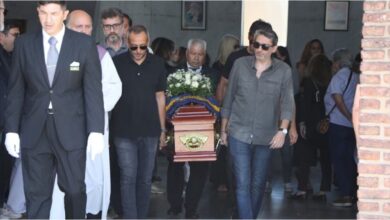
[166,38,216,219]
[4,1,104,218]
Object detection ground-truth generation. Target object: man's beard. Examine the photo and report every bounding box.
[105,32,122,47]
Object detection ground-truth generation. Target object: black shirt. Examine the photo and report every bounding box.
[222,47,251,79]
[111,51,167,138]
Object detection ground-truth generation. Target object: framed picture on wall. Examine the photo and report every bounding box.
[181,0,206,30]
[324,1,349,31]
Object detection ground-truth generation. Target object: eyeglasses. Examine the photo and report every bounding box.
[102,22,123,31]
[129,45,148,51]
[252,41,273,51]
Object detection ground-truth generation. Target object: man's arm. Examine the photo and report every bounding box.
[84,39,105,134]
[333,93,352,121]
[5,37,24,133]
[156,91,167,148]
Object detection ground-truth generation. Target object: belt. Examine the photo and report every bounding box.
[47,108,54,115]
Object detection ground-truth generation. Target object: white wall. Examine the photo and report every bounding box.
[94,1,242,63]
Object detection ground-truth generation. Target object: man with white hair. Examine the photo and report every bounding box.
[50,9,122,219]
[165,38,217,219]
[324,48,359,207]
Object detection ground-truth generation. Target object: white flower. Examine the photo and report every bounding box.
[185,79,191,85]
[191,81,199,88]
[169,84,174,88]
[192,74,200,81]
[185,73,191,80]
[175,83,181,87]
[174,74,182,80]
[201,84,206,88]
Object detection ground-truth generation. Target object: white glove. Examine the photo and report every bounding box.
[5,132,20,158]
[86,132,104,161]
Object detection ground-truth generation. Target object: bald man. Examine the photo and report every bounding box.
[50,10,122,219]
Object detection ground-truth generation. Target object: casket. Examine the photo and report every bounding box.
[170,105,217,162]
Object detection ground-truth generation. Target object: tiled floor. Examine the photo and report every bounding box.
[147,152,357,219]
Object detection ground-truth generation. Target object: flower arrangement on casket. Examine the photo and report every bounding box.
[165,69,220,119]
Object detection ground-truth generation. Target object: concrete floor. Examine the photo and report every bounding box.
[147,153,357,219]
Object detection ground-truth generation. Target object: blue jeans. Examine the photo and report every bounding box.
[114,137,158,219]
[228,136,272,219]
[328,123,357,197]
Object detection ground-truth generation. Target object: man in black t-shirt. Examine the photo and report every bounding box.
[215,19,272,103]
[111,25,167,219]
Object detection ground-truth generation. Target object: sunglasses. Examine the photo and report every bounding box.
[129,45,148,51]
[252,41,273,51]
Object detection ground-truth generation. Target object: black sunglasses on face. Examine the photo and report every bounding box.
[129,45,148,51]
[252,41,273,51]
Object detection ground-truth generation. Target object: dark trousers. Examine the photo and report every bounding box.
[109,143,122,215]
[328,123,357,197]
[296,136,332,192]
[167,159,209,216]
[21,115,86,219]
[0,132,14,206]
[114,137,158,219]
[210,145,229,188]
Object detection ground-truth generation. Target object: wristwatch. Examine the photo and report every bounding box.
[278,128,288,135]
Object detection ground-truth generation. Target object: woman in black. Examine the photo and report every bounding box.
[291,54,332,200]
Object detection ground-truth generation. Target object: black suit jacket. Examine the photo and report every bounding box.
[5,28,104,151]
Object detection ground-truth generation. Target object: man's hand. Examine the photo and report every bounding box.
[159,132,167,149]
[86,132,104,161]
[220,131,228,146]
[269,131,286,149]
[289,125,298,145]
[5,133,20,158]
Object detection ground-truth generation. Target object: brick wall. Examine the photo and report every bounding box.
[357,1,390,218]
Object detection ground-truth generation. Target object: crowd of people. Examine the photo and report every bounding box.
[0,1,361,219]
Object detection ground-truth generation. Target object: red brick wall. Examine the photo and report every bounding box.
[357,1,390,218]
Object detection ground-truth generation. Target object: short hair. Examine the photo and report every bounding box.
[128,25,149,41]
[1,20,21,35]
[101,7,123,23]
[37,1,66,8]
[276,46,292,67]
[249,19,272,37]
[187,38,207,52]
[123,13,132,27]
[332,48,353,68]
[253,29,278,46]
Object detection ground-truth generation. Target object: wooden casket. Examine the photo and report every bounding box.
[171,105,217,162]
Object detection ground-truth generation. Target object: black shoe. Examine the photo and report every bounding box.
[167,208,182,216]
[312,193,327,201]
[152,176,162,182]
[185,213,199,219]
[288,192,307,200]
